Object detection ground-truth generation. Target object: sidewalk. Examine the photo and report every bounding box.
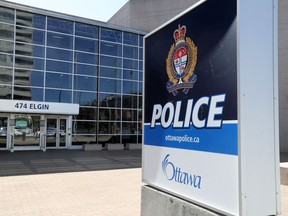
[0,150,287,216]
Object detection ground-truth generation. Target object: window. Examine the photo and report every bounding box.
[75,37,98,53]
[75,23,98,39]
[45,89,72,103]
[45,72,72,89]
[101,28,122,43]
[0,7,14,24]
[46,60,72,73]
[100,67,121,79]
[123,46,138,59]
[47,32,73,49]
[16,11,46,29]
[101,41,122,57]
[74,75,97,91]
[47,48,73,61]
[100,78,121,93]
[100,56,122,68]
[123,32,138,46]
[47,17,73,34]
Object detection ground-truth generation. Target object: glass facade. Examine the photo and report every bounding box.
[0,5,144,146]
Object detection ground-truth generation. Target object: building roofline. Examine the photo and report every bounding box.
[1,0,147,35]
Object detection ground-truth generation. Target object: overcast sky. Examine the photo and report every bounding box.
[5,0,128,21]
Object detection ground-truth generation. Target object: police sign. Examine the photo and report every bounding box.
[143,0,280,215]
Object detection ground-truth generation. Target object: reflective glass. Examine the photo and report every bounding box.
[139,82,143,94]
[47,32,72,49]
[100,78,121,93]
[122,122,137,135]
[46,60,72,73]
[100,42,122,57]
[123,32,138,46]
[99,93,121,108]
[45,89,72,103]
[98,122,121,135]
[75,64,97,76]
[101,28,122,43]
[15,43,45,58]
[16,11,45,29]
[75,37,98,53]
[139,60,143,70]
[123,70,138,80]
[0,24,14,40]
[75,23,98,39]
[139,96,142,108]
[99,108,121,121]
[15,56,44,70]
[0,40,13,54]
[99,134,120,143]
[100,56,122,68]
[13,86,43,101]
[122,95,138,108]
[123,81,138,94]
[0,85,12,99]
[47,17,73,34]
[123,46,138,59]
[0,7,14,24]
[139,72,143,81]
[72,121,96,134]
[74,75,97,91]
[76,108,97,120]
[46,72,72,89]
[74,52,98,65]
[122,109,138,121]
[139,36,144,47]
[139,48,143,60]
[72,135,97,145]
[0,67,12,85]
[47,48,73,61]
[73,91,97,106]
[16,27,45,45]
[122,134,137,144]
[14,69,44,87]
[100,67,121,79]
[123,59,138,70]
[0,53,13,67]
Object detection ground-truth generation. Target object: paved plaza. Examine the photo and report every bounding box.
[0,150,287,216]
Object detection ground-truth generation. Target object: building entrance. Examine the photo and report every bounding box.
[45,117,68,149]
[0,115,8,149]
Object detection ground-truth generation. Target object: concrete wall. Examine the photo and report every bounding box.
[109,0,288,152]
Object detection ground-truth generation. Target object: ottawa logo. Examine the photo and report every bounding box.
[166,25,197,96]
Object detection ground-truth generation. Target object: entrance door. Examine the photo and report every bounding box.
[0,116,8,149]
[46,117,67,149]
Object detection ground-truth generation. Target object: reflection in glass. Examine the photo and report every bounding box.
[0,24,14,40]
[47,17,73,34]
[14,86,44,101]
[72,135,97,145]
[122,95,138,108]
[124,32,138,45]
[0,67,12,85]
[47,48,72,61]
[15,56,44,70]
[47,32,73,49]
[100,78,121,93]
[139,36,144,46]
[74,75,96,91]
[123,46,138,59]
[99,108,121,121]
[45,89,72,103]
[15,42,45,58]
[16,27,45,44]
[72,121,96,134]
[123,59,138,70]
[73,91,97,106]
[16,11,46,29]
[122,109,138,121]
[139,72,143,81]
[46,72,72,89]
[0,7,14,24]
[139,48,143,60]
[100,67,121,79]
[0,40,13,53]
[99,122,120,134]
[14,69,44,87]
[123,70,138,80]
[75,64,97,76]
[100,42,122,57]
[0,85,12,99]
[139,82,143,94]
[99,93,121,108]
[76,108,97,120]
[0,116,7,148]
[0,53,13,67]
[75,23,98,39]
[75,37,98,53]
[100,56,122,68]
[101,28,122,43]
[74,52,98,65]
[123,80,138,94]
[46,60,72,73]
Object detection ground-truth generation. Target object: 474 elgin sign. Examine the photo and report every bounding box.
[166,25,197,96]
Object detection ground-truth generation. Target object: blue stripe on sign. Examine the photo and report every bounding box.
[144,123,238,156]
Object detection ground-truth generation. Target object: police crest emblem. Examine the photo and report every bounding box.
[166,25,197,96]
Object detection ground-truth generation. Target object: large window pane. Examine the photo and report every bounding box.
[15,43,45,58]
[123,32,138,46]
[47,48,73,61]
[123,70,138,80]
[75,37,98,53]
[16,11,45,29]
[47,17,73,34]
[123,59,138,70]
[75,23,98,39]
[0,85,12,99]
[46,72,72,89]
[139,36,144,47]
[0,53,13,67]
[100,67,121,79]
[99,93,121,108]
[98,122,120,135]
[0,67,12,85]
[123,81,138,94]
[100,78,121,93]
[74,91,97,106]
[100,56,122,68]
[139,48,143,60]
[16,27,45,45]
[46,60,72,73]
[123,46,138,59]
[73,121,96,134]
[76,108,97,120]
[0,7,14,24]
[122,109,138,121]
[74,75,97,91]
[15,56,44,70]
[101,42,122,57]
[0,24,14,40]
[75,52,98,65]
[99,108,121,121]
[122,95,138,108]
[47,32,72,49]
[45,89,72,103]
[14,69,44,87]
[72,135,97,145]
[75,64,97,76]
[13,86,43,101]
[101,28,122,43]
[0,40,13,54]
